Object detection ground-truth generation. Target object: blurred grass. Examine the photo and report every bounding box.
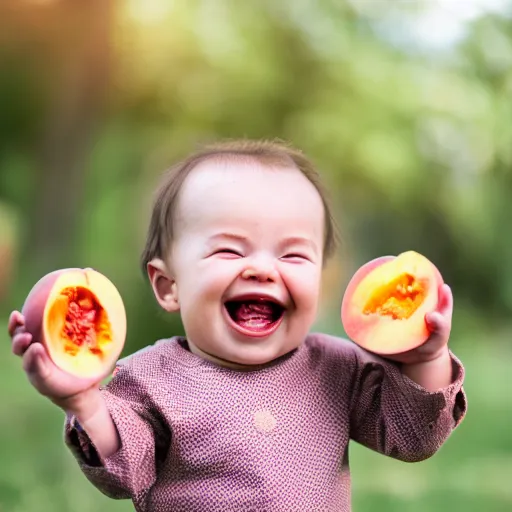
[1,316,511,512]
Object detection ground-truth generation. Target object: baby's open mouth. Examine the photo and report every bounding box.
[224,298,285,335]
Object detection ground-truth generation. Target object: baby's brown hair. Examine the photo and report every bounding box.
[140,139,338,274]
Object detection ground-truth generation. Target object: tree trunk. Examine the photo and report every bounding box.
[23,0,111,278]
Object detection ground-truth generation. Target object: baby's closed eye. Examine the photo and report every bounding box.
[212,248,244,258]
[281,253,312,262]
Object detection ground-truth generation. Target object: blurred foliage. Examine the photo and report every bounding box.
[1,0,512,510]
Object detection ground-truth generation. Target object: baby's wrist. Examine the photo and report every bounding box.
[52,386,103,421]
[400,347,453,391]
[403,345,450,368]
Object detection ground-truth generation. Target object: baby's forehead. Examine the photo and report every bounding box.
[174,157,325,228]
[179,157,310,201]
[187,156,295,180]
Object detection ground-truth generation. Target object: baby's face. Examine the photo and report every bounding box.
[167,159,325,368]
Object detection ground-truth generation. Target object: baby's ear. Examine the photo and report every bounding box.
[147,258,180,312]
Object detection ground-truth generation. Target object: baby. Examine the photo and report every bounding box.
[8,139,467,511]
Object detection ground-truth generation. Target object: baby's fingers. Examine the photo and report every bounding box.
[8,310,25,337]
[437,284,453,318]
[12,332,33,357]
[22,343,51,382]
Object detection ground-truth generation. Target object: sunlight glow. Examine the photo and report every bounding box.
[124,0,176,25]
[348,0,511,50]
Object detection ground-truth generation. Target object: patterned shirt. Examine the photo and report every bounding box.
[65,333,467,511]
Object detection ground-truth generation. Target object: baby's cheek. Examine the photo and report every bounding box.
[285,267,322,308]
[188,265,228,291]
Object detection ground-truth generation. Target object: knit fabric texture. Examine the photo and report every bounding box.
[64,333,467,511]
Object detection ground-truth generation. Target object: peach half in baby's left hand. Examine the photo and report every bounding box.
[341,251,444,355]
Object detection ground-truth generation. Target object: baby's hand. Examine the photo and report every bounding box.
[384,284,453,365]
[8,311,101,409]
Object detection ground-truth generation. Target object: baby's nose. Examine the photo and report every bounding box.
[241,262,278,282]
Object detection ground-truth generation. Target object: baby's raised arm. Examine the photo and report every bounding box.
[8,310,165,499]
[347,343,466,463]
[8,310,120,459]
[61,386,121,459]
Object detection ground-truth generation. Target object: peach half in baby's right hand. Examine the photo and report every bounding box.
[20,267,126,381]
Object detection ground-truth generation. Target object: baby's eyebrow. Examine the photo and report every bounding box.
[281,236,319,253]
[208,233,248,243]
[283,236,315,247]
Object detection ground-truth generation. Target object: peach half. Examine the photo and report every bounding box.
[22,268,126,379]
[341,251,443,355]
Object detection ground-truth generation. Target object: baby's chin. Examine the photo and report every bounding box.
[213,344,299,370]
[189,339,294,370]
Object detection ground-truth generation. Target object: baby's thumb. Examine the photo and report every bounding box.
[22,343,51,382]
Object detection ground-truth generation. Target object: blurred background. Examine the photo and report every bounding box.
[1,0,511,510]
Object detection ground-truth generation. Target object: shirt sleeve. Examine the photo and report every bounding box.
[63,362,171,500]
[348,346,467,462]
